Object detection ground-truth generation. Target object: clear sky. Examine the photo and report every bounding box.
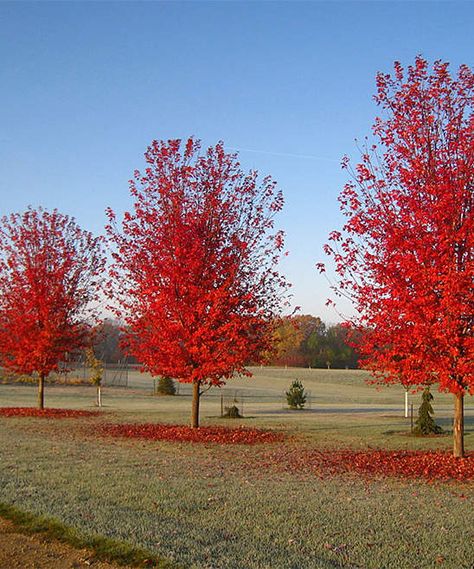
[1,1,473,321]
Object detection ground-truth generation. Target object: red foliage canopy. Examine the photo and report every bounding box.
[0,208,105,379]
[106,138,289,387]
[322,58,474,397]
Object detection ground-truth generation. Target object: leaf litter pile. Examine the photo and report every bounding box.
[0,407,99,418]
[99,422,474,481]
[262,447,474,482]
[100,422,285,445]
[3,409,472,481]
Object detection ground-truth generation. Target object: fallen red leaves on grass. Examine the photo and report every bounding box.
[100,422,285,445]
[266,447,474,482]
[0,407,99,418]
[343,449,474,481]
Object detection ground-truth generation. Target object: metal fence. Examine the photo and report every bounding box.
[0,360,130,388]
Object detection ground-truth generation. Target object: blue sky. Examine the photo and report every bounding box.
[1,1,473,321]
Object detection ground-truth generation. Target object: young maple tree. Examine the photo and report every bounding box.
[320,57,473,457]
[0,207,105,408]
[106,137,289,427]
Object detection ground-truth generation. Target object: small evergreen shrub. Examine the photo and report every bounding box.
[155,376,176,396]
[286,380,307,409]
[414,387,443,435]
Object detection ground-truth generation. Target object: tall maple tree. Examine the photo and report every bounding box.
[106,137,289,427]
[0,207,105,408]
[321,57,473,457]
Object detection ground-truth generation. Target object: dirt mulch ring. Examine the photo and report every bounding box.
[0,518,131,569]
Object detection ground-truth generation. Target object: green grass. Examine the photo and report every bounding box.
[0,502,178,568]
[1,368,474,568]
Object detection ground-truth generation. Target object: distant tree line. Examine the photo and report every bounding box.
[92,319,126,363]
[92,315,359,370]
[267,315,359,369]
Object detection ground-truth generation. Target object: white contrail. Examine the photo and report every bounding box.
[227,146,339,162]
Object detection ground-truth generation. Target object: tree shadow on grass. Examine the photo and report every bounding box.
[383,415,474,437]
[253,407,403,415]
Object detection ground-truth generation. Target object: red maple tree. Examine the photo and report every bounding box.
[106,137,289,427]
[321,57,473,457]
[0,207,105,408]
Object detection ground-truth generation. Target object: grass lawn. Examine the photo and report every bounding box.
[1,367,473,568]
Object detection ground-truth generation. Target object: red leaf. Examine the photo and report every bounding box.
[100,422,285,445]
[0,407,99,419]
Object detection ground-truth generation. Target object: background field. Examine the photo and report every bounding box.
[1,368,473,568]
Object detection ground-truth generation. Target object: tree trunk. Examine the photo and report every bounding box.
[97,385,102,407]
[191,380,201,428]
[453,391,465,458]
[38,373,45,410]
[404,389,409,418]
